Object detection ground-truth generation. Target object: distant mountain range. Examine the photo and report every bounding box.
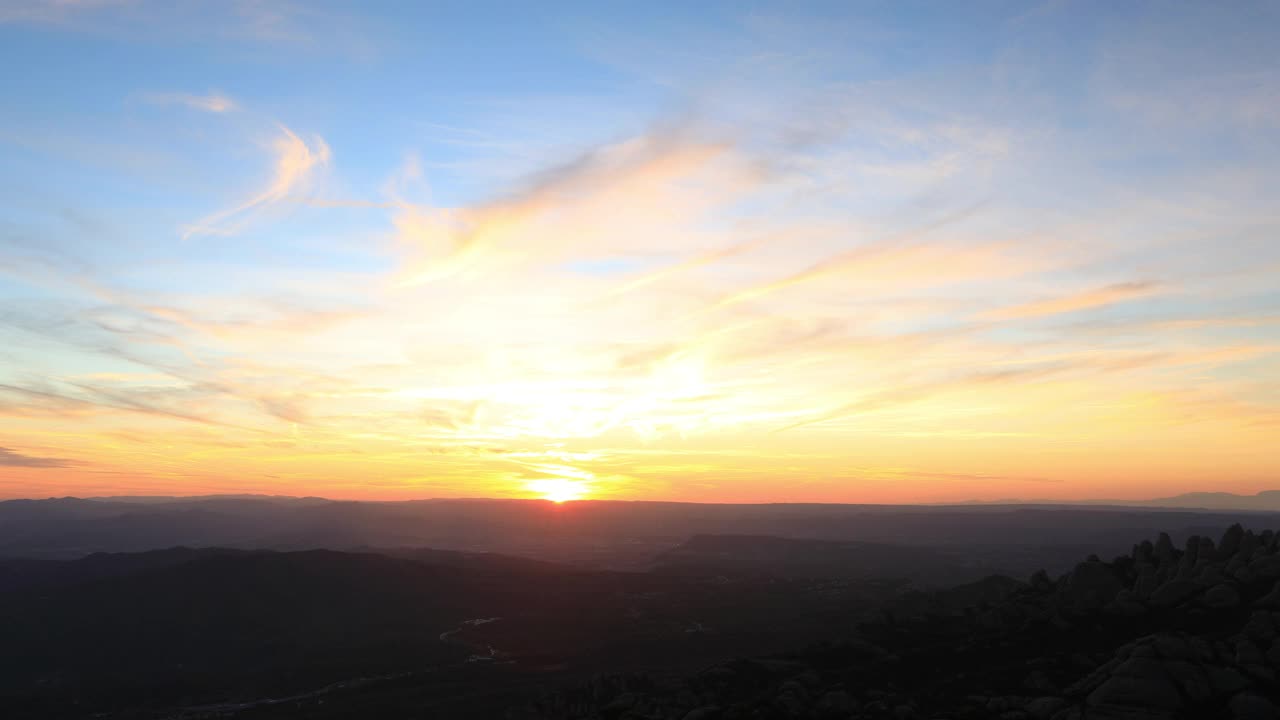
[530,522,1280,720]
[953,490,1280,512]
[3,494,1278,579]
[85,493,332,505]
[0,542,908,718]
[74,489,1280,512]
[5,521,1280,718]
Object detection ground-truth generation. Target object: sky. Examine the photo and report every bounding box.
[0,0,1277,503]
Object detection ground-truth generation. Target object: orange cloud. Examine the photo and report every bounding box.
[182,124,330,239]
[144,91,238,113]
[980,281,1164,321]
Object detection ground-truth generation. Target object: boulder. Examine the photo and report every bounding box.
[1160,659,1212,703]
[1189,636,1217,661]
[1086,658,1182,710]
[1230,693,1279,720]
[602,692,639,712]
[682,706,722,720]
[1242,611,1276,642]
[1239,530,1259,560]
[1207,666,1250,695]
[1151,635,1194,661]
[1024,670,1057,693]
[1061,561,1124,610]
[777,679,809,700]
[1203,583,1241,609]
[816,690,857,716]
[773,692,805,717]
[1026,696,1065,719]
[1235,638,1265,665]
[1219,524,1245,560]
[1196,565,1227,585]
[1133,567,1159,600]
[1106,597,1148,617]
[1248,554,1280,581]
[1133,541,1154,563]
[1253,580,1280,608]
[1030,569,1053,591]
[1149,579,1204,608]
[1154,533,1176,564]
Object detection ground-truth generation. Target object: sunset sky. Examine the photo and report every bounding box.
[1,1,1277,503]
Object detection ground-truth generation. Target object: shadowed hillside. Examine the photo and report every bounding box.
[6,523,1280,718]
[5,496,1276,575]
[0,545,903,719]
[524,524,1280,720]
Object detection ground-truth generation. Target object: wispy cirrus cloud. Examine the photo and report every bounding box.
[0,0,132,25]
[0,446,76,468]
[2,1,1278,502]
[142,91,238,113]
[389,128,760,287]
[979,282,1166,322]
[181,124,330,239]
[1,0,379,58]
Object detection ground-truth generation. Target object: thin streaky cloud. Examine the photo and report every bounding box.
[1,1,1277,502]
[710,202,990,311]
[0,446,76,468]
[980,282,1166,322]
[181,124,330,240]
[143,91,238,113]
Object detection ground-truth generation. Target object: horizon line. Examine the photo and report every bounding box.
[3,491,1278,511]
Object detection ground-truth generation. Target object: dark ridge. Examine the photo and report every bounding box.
[524,523,1280,720]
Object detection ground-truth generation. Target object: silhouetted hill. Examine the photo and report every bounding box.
[1143,491,1280,512]
[86,494,331,506]
[7,522,1280,718]
[0,546,248,593]
[0,545,905,718]
[525,523,1280,720]
[4,496,1277,574]
[654,534,992,586]
[0,547,616,718]
[958,490,1280,512]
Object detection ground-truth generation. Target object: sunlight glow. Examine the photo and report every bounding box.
[527,478,590,503]
[1,2,1278,504]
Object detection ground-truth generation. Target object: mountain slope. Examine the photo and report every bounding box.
[653,534,992,586]
[525,523,1280,720]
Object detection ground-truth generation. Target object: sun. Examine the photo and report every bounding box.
[528,478,589,503]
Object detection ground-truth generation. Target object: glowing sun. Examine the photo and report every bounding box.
[528,478,589,503]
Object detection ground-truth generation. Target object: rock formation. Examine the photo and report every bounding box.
[522,524,1280,720]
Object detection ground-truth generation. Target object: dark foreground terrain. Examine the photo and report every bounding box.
[523,525,1280,720]
[0,544,905,719]
[2,498,1280,718]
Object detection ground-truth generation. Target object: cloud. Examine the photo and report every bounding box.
[182,124,331,239]
[138,301,365,350]
[0,1,378,58]
[599,236,770,300]
[769,362,1069,433]
[144,91,238,113]
[0,446,76,468]
[390,128,761,287]
[710,226,1022,312]
[3,1,1279,501]
[0,0,132,24]
[0,379,257,432]
[979,282,1164,321]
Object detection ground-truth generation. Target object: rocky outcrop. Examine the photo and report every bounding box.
[1059,560,1125,610]
[523,524,1280,720]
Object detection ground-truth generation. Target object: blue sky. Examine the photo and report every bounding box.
[0,1,1277,502]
